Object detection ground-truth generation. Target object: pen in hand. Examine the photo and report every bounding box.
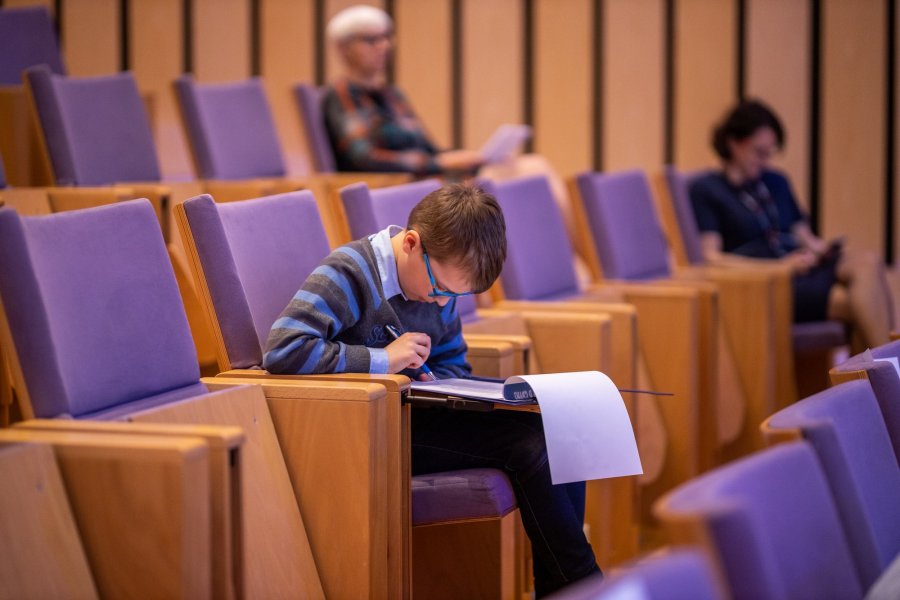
[384,324,438,381]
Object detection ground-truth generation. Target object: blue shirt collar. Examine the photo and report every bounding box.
[369,225,407,301]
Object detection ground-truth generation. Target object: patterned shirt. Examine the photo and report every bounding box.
[263,226,470,379]
[322,79,442,175]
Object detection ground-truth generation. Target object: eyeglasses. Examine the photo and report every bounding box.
[352,32,393,45]
[421,243,474,299]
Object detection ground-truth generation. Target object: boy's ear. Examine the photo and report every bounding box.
[401,229,420,255]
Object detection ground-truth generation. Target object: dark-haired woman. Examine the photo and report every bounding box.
[689,100,893,349]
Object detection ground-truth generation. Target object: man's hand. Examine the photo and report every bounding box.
[386,331,431,373]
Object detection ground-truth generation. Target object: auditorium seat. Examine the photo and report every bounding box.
[829,340,900,461]
[0,199,405,598]
[337,177,638,569]
[655,441,864,599]
[0,429,216,599]
[176,189,528,599]
[762,380,900,589]
[480,174,710,519]
[662,165,848,398]
[0,5,63,187]
[574,168,790,459]
[173,75,410,247]
[547,549,725,600]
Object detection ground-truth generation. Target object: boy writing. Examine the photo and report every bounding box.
[264,184,600,596]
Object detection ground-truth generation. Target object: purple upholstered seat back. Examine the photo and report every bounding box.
[340,178,479,318]
[0,6,65,85]
[25,66,161,186]
[340,178,442,240]
[0,200,200,419]
[765,380,900,587]
[663,166,708,265]
[174,75,286,180]
[181,191,330,369]
[0,153,7,189]
[657,441,863,600]
[484,175,580,301]
[551,550,724,600]
[293,83,336,173]
[575,170,672,280]
[831,344,900,462]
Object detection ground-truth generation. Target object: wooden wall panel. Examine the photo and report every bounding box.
[323,0,383,84]
[131,0,192,181]
[462,0,523,151]
[820,0,885,253]
[261,0,316,175]
[673,0,737,170]
[62,0,118,76]
[394,0,452,149]
[746,0,811,209]
[533,0,591,177]
[193,0,251,82]
[602,0,665,173]
[895,0,899,264]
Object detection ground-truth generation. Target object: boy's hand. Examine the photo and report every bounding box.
[386,332,431,373]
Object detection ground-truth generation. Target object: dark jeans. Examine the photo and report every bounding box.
[411,407,601,598]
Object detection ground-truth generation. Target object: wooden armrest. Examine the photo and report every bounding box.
[0,442,97,598]
[201,178,307,203]
[465,337,516,378]
[463,332,532,375]
[202,375,402,600]
[758,415,805,446]
[1,428,212,599]
[16,419,243,600]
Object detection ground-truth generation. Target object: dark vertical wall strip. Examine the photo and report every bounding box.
[451,0,462,148]
[592,0,603,171]
[384,0,394,84]
[809,0,821,233]
[664,0,675,165]
[522,0,534,153]
[886,0,895,263]
[736,0,745,100]
[250,0,261,76]
[314,0,325,85]
[120,0,130,71]
[55,0,63,43]
[183,0,193,73]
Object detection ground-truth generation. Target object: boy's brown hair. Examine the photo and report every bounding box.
[407,183,506,293]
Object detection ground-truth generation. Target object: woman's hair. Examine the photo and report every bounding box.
[326,5,393,43]
[407,184,507,294]
[712,100,785,160]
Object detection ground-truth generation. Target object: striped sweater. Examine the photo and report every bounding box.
[263,229,470,379]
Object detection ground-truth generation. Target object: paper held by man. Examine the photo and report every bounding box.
[411,371,643,484]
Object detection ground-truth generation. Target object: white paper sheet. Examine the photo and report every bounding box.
[510,371,643,484]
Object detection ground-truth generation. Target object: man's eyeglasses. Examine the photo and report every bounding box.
[352,32,393,45]
[421,243,475,299]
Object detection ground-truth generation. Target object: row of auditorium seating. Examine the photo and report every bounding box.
[1,5,883,599]
[3,186,896,598]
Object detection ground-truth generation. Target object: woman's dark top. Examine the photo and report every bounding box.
[689,169,836,322]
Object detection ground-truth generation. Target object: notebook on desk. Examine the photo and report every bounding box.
[479,124,532,165]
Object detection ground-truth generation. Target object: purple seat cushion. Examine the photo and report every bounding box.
[658,441,863,600]
[0,153,6,189]
[0,6,65,85]
[487,176,581,301]
[174,75,286,180]
[182,191,331,368]
[25,66,160,186]
[791,320,846,352]
[0,200,199,418]
[575,170,672,281]
[293,83,336,173]
[411,468,516,526]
